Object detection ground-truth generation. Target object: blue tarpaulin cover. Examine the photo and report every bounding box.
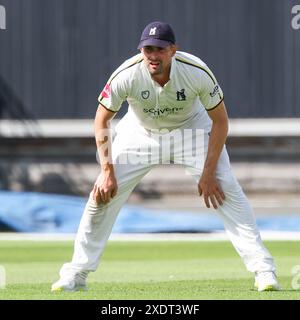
[0,191,299,233]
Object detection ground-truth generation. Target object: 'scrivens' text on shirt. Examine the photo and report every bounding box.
[143,106,184,117]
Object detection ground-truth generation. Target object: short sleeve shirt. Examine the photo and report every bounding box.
[98,51,224,130]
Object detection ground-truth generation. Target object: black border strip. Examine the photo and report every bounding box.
[175,58,216,84]
[176,58,223,100]
[98,102,118,113]
[206,97,224,111]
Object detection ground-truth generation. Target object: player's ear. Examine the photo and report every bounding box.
[170,44,177,56]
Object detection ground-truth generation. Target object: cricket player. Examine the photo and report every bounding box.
[52,21,280,292]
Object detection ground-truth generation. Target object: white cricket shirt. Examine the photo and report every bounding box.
[98,51,224,131]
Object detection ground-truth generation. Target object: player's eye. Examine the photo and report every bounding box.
[144,46,165,53]
[144,46,154,52]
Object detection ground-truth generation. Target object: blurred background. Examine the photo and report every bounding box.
[0,0,300,235]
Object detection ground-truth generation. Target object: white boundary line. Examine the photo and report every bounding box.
[0,231,300,241]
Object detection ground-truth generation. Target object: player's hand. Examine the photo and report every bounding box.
[198,172,225,209]
[93,172,118,205]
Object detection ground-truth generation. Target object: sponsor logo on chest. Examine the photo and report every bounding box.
[139,88,188,117]
[143,106,184,117]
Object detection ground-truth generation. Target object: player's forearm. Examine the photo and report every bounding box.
[94,113,115,175]
[203,120,228,176]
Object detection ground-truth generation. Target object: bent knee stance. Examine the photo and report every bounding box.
[216,170,256,226]
[217,171,242,194]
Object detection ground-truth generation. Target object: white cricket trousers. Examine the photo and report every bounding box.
[59,118,275,280]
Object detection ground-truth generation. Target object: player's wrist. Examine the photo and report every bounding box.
[101,163,115,175]
[202,167,217,179]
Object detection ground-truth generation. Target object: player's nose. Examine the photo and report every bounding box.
[148,54,160,62]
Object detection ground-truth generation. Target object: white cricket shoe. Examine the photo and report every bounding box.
[254,271,281,292]
[51,278,88,292]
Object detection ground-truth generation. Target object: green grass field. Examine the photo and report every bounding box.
[0,240,300,300]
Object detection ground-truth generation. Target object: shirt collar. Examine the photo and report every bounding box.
[169,56,177,80]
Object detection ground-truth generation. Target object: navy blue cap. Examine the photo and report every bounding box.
[138,21,176,49]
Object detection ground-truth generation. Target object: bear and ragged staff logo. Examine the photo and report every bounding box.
[176,89,186,101]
